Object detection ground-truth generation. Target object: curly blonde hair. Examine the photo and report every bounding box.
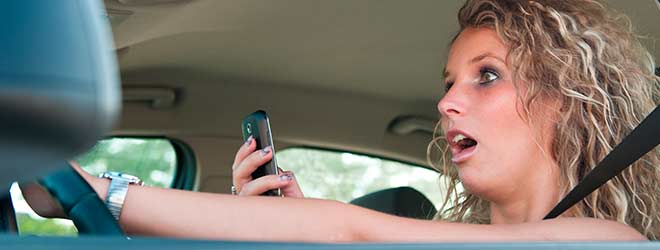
[427,0,660,239]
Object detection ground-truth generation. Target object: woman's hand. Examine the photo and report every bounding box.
[20,161,108,219]
[232,136,304,197]
[19,161,103,218]
[19,181,66,219]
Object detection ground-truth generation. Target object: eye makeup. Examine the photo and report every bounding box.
[444,81,454,92]
[444,64,501,92]
[478,66,500,85]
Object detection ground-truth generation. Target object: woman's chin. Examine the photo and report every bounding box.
[457,167,494,196]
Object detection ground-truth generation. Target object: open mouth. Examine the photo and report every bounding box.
[454,134,477,151]
[447,130,479,163]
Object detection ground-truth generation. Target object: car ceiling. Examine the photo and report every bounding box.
[102,0,659,171]
[106,0,658,102]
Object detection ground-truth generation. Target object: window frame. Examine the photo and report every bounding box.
[168,138,197,190]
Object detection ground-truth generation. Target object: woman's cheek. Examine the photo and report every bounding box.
[462,81,530,194]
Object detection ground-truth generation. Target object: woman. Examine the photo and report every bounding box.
[28,0,659,241]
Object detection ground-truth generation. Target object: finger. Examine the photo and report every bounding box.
[239,173,293,196]
[233,146,273,191]
[232,136,255,170]
[279,171,304,198]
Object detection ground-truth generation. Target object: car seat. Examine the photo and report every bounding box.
[350,186,437,220]
[0,0,121,234]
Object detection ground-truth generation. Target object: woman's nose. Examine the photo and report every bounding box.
[437,88,466,118]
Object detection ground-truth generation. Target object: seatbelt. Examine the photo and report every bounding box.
[544,105,660,219]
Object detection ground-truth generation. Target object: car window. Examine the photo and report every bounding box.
[10,138,180,236]
[76,138,178,188]
[276,148,445,208]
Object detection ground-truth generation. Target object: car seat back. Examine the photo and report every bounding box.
[0,0,120,193]
[350,187,437,220]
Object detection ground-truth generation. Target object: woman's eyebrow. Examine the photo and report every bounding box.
[443,52,505,80]
[470,52,505,64]
[443,67,450,80]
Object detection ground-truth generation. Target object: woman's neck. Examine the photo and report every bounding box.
[489,160,561,224]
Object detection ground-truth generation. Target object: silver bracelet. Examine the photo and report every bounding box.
[99,172,143,221]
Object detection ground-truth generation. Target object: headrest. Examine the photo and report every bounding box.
[350,187,437,220]
[0,0,120,192]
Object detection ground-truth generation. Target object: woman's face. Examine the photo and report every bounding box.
[439,28,557,200]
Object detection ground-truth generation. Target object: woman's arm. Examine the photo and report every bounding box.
[85,171,645,242]
[65,138,646,242]
[89,177,357,242]
[354,212,647,242]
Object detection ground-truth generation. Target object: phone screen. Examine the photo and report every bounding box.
[241,110,280,196]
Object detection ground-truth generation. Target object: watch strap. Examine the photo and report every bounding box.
[105,177,130,220]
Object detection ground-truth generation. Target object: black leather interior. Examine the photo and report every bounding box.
[350,187,437,220]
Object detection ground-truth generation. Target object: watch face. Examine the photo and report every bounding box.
[100,172,144,185]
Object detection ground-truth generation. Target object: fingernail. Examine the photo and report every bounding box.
[260,146,272,156]
[244,135,253,146]
[279,173,293,181]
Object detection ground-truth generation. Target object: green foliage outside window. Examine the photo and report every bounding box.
[15,213,78,236]
[76,138,177,188]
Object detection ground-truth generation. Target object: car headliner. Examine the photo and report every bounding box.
[108,0,659,102]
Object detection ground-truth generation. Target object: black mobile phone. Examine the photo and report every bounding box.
[241,110,280,196]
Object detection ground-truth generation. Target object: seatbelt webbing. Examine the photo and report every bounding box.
[544,105,660,219]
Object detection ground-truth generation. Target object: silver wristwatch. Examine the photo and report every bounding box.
[99,172,143,221]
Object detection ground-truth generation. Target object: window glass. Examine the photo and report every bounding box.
[11,138,178,236]
[276,148,445,208]
[76,138,177,188]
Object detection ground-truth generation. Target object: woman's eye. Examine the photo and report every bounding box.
[479,69,499,84]
[444,82,454,92]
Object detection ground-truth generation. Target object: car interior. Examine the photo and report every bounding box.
[0,0,659,249]
[107,0,660,197]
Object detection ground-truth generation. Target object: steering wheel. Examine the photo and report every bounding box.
[38,162,124,235]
